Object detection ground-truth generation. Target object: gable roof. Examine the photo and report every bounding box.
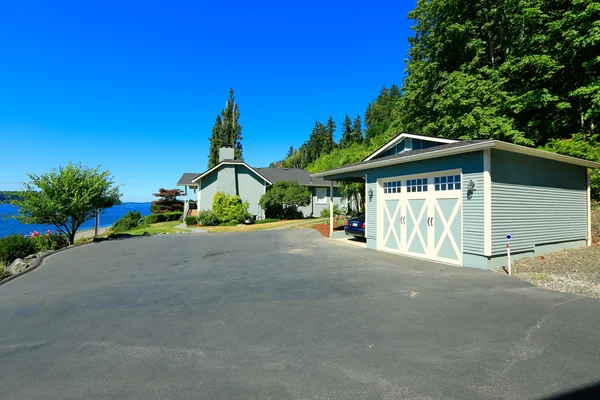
[189,160,272,184]
[254,168,336,187]
[364,132,458,162]
[311,140,600,178]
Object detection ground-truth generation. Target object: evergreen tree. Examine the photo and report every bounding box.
[352,115,363,143]
[339,115,353,149]
[324,116,336,153]
[221,88,243,159]
[208,115,224,169]
[286,146,295,158]
[208,88,243,168]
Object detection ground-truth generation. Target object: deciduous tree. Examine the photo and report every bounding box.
[12,163,121,244]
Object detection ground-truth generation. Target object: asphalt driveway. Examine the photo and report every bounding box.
[1,229,599,399]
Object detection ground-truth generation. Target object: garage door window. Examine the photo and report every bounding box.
[406,178,428,193]
[435,175,461,191]
[383,180,401,194]
[316,188,327,204]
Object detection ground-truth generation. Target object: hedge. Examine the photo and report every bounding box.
[185,216,198,226]
[145,212,183,224]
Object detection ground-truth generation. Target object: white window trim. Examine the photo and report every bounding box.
[316,188,328,205]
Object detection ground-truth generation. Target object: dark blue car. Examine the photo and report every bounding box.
[344,213,365,238]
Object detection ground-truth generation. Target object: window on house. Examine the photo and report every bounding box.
[435,175,461,191]
[406,178,428,193]
[383,180,401,194]
[316,188,327,204]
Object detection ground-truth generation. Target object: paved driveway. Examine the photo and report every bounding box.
[1,229,599,399]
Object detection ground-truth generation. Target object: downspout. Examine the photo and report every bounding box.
[329,180,334,238]
[364,174,368,238]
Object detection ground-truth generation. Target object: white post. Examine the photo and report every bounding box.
[183,186,189,217]
[364,174,368,237]
[506,234,512,275]
[329,180,334,238]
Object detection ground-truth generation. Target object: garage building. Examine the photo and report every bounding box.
[311,133,599,269]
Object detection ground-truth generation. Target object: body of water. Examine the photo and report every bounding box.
[0,203,152,238]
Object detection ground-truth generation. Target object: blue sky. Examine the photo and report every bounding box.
[0,0,415,201]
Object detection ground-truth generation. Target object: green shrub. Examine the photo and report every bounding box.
[185,216,198,226]
[145,212,182,224]
[212,192,251,223]
[111,211,143,233]
[0,234,36,265]
[320,204,340,218]
[197,210,219,226]
[218,221,238,226]
[255,218,280,224]
[0,263,10,280]
[259,180,310,219]
[30,232,69,252]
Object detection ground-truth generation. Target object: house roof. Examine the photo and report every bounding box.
[188,160,272,184]
[254,168,337,187]
[311,139,600,178]
[177,172,201,186]
[364,132,458,161]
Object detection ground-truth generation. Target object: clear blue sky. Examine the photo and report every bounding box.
[0,0,415,202]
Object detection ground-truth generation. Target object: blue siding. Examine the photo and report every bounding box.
[236,165,266,217]
[490,150,588,254]
[366,151,485,254]
[199,171,218,210]
[298,187,343,218]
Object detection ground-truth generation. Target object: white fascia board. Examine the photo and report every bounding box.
[313,142,495,178]
[191,162,273,184]
[363,133,458,162]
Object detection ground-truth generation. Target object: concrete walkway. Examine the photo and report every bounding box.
[74,227,110,240]
[173,223,207,233]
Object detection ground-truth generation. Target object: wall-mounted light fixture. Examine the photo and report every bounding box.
[467,180,476,200]
[367,188,374,201]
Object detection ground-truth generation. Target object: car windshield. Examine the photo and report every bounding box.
[358,214,365,219]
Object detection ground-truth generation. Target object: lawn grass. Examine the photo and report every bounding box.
[289,218,329,229]
[205,219,319,233]
[126,221,190,235]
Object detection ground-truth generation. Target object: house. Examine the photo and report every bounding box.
[177,146,344,219]
[311,133,599,269]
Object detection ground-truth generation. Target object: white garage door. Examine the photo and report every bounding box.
[378,171,462,265]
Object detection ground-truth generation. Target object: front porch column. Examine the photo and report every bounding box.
[183,186,189,217]
[329,180,334,238]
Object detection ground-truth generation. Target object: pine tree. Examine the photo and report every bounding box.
[207,89,244,168]
[208,115,224,169]
[221,88,243,159]
[286,146,295,158]
[324,116,336,153]
[352,115,363,143]
[339,115,353,149]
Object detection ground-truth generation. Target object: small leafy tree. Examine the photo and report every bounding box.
[212,192,251,223]
[12,163,121,244]
[150,188,184,213]
[259,181,310,219]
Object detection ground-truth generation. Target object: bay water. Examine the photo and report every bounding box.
[0,203,152,238]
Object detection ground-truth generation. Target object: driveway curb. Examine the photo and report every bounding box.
[0,241,94,287]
